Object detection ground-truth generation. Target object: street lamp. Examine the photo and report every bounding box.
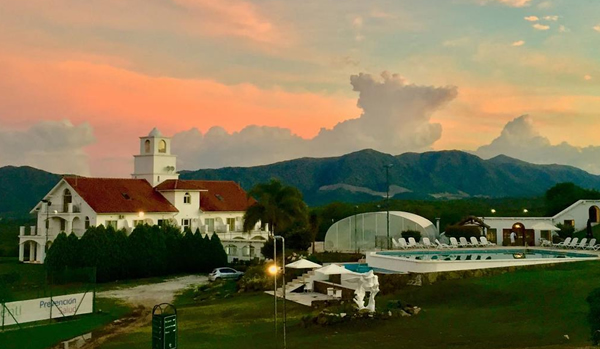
[491,209,496,214]
[270,235,286,349]
[383,164,393,249]
[41,200,52,257]
[523,208,528,213]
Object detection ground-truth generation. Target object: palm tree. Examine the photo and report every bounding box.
[243,179,308,235]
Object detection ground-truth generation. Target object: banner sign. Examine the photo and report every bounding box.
[1,292,93,326]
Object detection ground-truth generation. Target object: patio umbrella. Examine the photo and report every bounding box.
[315,264,355,275]
[285,259,322,269]
[531,222,561,231]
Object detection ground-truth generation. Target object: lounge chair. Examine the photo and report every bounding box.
[565,237,579,249]
[459,237,472,248]
[398,238,410,249]
[435,239,450,249]
[470,236,482,247]
[573,238,587,249]
[553,237,571,248]
[408,237,420,249]
[584,238,597,250]
[449,237,460,248]
[480,237,496,246]
[391,238,401,249]
[422,237,433,248]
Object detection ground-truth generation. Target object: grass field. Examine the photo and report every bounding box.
[0,297,130,349]
[100,260,600,349]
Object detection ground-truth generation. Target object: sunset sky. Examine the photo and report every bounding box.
[1,0,600,176]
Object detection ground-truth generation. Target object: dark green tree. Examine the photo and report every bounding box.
[243,179,308,235]
[45,232,70,271]
[208,233,228,270]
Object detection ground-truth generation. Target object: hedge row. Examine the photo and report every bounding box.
[45,224,228,282]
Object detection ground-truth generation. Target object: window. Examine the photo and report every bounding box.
[158,219,165,227]
[184,193,191,204]
[227,218,236,232]
[242,245,255,257]
[564,219,575,227]
[225,245,238,256]
[106,220,118,229]
[133,220,144,226]
[205,218,215,232]
[85,216,90,229]
[60,219,66,232]
[181,219,191,230]
[158,140,167,153]
[63,189,72,212]
[486,228,497,243]
[144,139,151,153]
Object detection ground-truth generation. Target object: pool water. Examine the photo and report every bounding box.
[377,249,597,261]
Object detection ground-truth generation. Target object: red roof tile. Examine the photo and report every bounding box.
[154,180,207,191]
[64,177,178,213]
[157,179,254,212]
[198,181,256,212]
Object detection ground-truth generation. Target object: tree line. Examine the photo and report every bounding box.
[45,224,228,283]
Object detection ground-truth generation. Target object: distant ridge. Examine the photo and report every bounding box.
[0,166,61,218]
[2,149,600,215]
[179,149,600,206]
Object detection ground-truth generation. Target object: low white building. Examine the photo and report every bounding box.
[19,128,269,264]
[481,200,600,246]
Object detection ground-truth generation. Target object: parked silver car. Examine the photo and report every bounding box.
[208,267,244,282]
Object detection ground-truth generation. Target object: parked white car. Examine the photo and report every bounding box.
[208,267,244,282]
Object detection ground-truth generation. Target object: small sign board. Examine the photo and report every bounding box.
[152,304,177,349]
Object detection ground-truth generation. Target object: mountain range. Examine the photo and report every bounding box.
[180,149,600,206]
[2,149,600,217]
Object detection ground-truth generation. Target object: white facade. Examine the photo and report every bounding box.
[19,128,269,264]
[132,128,179,187]
[481,200,600,246]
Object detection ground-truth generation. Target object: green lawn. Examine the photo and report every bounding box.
[100,260,600,349]
[0,298,130,349]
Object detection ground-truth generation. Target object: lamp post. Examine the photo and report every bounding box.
[383,164,393,249]
[270,235,286,349]
[41,200,52,258]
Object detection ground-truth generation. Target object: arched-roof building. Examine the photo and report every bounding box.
[324,211,438,252]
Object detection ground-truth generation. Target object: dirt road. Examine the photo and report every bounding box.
[71,275,207,349]
[97,274,207,308]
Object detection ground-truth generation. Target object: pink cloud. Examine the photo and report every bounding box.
[0,54,358,176]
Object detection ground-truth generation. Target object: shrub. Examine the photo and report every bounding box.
[556,223,575,240]
[401,230,421,242]
[444,225,481,239]
[237,264,272,292]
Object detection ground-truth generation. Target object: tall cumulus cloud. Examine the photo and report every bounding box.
[173,72,458,169]
[475,115,600,174]
[0,120,95,175]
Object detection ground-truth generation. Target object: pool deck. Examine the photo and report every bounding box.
[366,246,600,273]
[264,290,336,307]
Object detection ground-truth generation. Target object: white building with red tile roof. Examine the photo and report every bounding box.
[19,129,269,264]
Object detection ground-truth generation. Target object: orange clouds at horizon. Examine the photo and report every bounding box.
[0,53,359,176]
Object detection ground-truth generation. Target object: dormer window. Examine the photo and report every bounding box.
[184,192,191,204]
[158,140,167,153]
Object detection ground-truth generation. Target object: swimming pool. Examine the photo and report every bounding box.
[366,248,599,273]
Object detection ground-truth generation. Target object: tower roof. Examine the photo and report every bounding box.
[148,127,162,137]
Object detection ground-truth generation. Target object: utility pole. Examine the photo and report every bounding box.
[383,164,393,250]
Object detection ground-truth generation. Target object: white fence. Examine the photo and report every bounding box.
[1,292,94,328]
